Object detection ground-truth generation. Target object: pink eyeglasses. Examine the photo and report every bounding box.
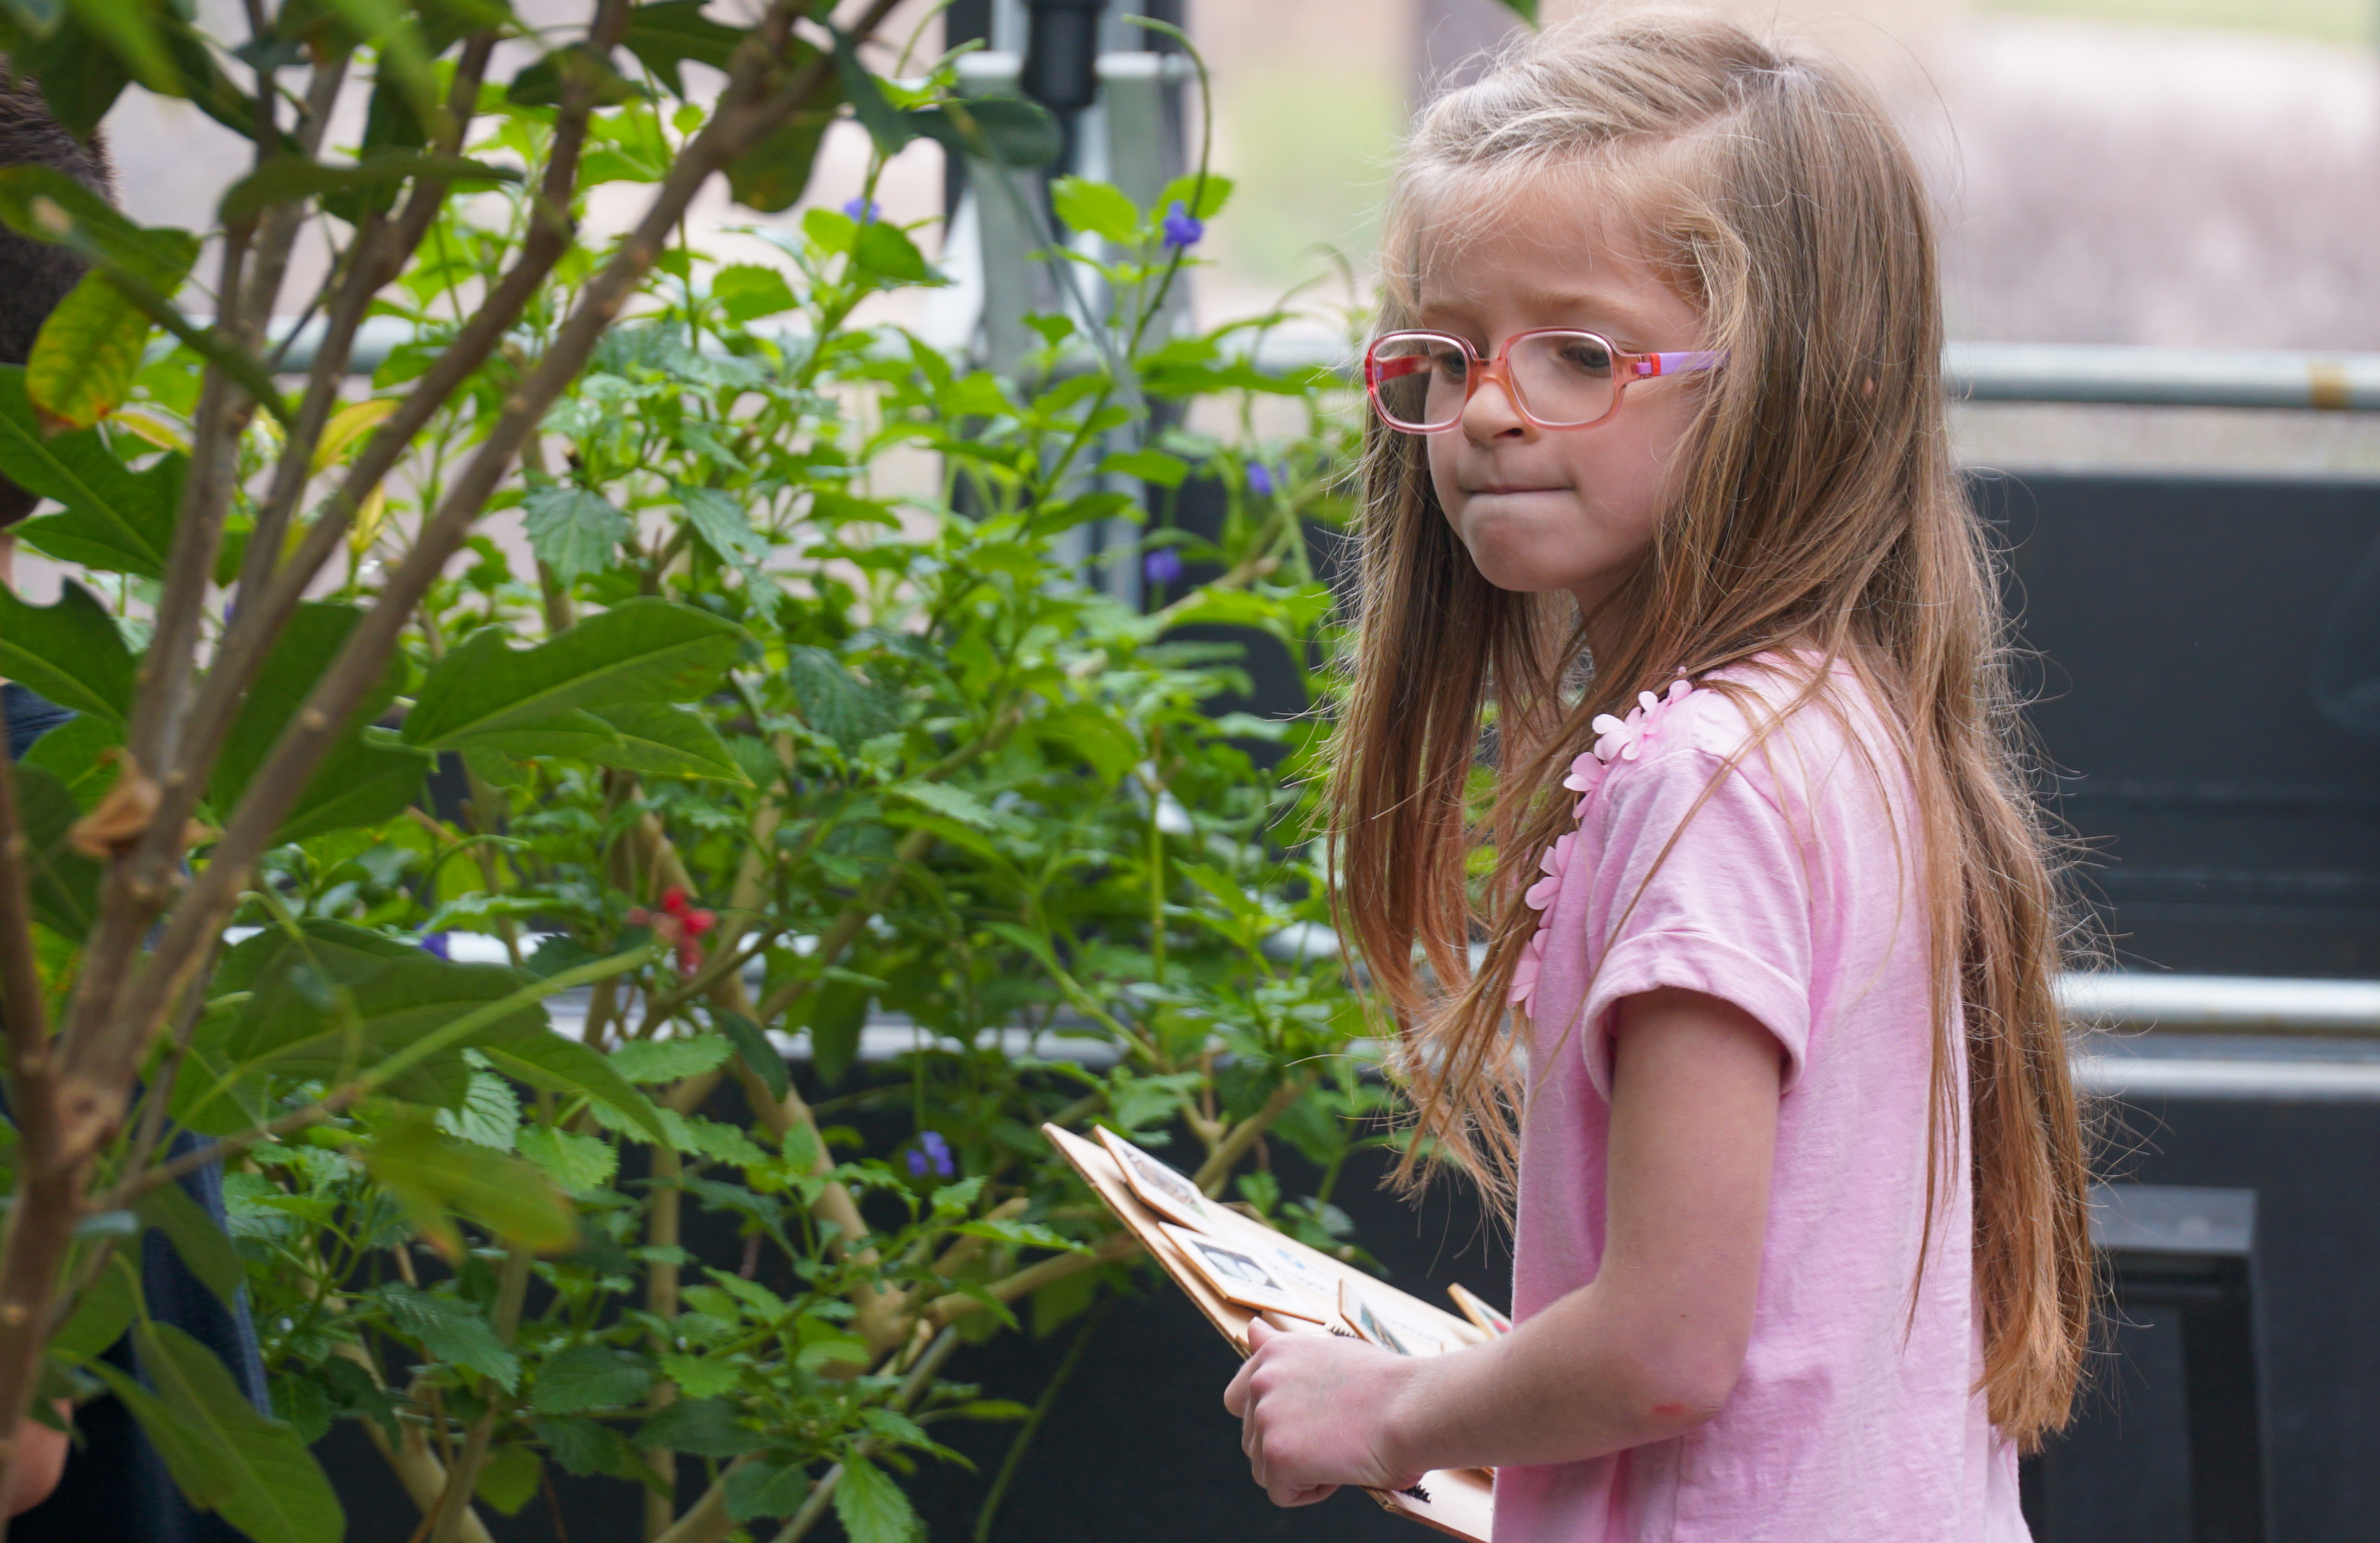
[1363,328,1728,434]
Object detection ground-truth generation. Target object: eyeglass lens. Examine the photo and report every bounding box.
[1371,332,1619,431]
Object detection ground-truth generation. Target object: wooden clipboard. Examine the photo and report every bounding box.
[1044,1122,1495,1542]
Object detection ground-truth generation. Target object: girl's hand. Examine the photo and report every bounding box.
[1222,1316,1428,1506]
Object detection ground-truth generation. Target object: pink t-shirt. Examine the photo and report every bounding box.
[1496,657,2030,1543]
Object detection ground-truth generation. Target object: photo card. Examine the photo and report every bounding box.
[1160,1223,1328,1321]
[1096,1128,1209,1227]
[1446,1283,1513,1337]
[1340,1278,1449,1357]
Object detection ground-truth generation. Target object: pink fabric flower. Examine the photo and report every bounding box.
[1523,830,1576,912]
[1562,750,1608,813]
[1508,928,1549,1008]
[1590,676,1694,765]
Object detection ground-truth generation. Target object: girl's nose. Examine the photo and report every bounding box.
[1459,365,1533,443]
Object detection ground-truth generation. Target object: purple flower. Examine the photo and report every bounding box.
[419,933,451,960]
[1245,462,1274,498]
[1144,547,1184,587]
[1160,201,1203,250]
[842,196,880,224]
[907,1130,956,1179]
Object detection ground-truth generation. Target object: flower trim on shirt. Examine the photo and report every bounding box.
[1508,676,1697,1012]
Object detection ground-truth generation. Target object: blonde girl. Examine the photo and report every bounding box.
[1222,14,2091,1540]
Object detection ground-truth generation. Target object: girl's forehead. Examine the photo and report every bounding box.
[1405,168,1676,322]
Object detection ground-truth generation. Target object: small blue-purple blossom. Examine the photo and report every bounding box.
[1245,462,1274,498]
[1160,201,1203,250]
[1144,547,1185,587]
[418,933,451,960]
[907,1130,956,1179]
[842,196,881,224]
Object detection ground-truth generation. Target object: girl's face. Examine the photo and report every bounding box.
[1415,175,1709,621]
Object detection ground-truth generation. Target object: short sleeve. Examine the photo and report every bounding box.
[1574,745,1814,1099]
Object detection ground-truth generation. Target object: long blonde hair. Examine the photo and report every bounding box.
[1324,13,2092,1449]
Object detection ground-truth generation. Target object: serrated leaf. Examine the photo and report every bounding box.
[378,1282,521,1391]
[678,483,769,568]
[890,781,995,829]
[659,1351,740,1399]
[402,599,744,752]
[531,1344,652,1414]
[783,645,897,753]
[724,1457,811,1522]
[514,1125,617,1194]
[531,1414,638,1479]
[833,1454,919,1543]
[521,485,630,581]
[435,1069,520,1150]
[94,1320,344,1543]
[0,579,132,724]
[633,1396,765,1456]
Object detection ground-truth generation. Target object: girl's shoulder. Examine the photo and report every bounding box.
[1564,651,1899,817]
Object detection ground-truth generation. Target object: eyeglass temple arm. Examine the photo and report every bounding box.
[1632,350,1729,379]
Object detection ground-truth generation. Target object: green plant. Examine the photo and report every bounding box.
[0,1,1390,1538]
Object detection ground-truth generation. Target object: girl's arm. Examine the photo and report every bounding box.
[1224,986,1783,1505]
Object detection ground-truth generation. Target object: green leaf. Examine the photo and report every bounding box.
[514,1125,617,1194]
[530,1344,652,1414]
[480,1032,669,1145]
[678,483,769,569]
[30,259,188,430]
[51,1248,139,1364]
[853,219,930,283]
[436,1068,521,1150]
[211,601,412,827]
[713,1010,787,1100]
[378,1282,521,1391]
[12,762,100,939]
[507,41,644,107]
[1051,177,1139,245]
[93,1319,345,1543]
[521,485,630,581]
[134,1180,245,1308]
[783,646,897,753]
[1097,447,1188,487]
[475,1443,542,1516]
[907,96,1062,170]
[834,1454,920,1543]
[724,1457,810,1523]
[890,781,995,829]
[1157,172,1234,222]
[724,102,836,213]
[1490,0,1537,22]
[0,366,183,578]
[0,579,132,724]
[802,979,869,1088]
[658,1351,739,1399]
[585,702,746,781]
[269,733,431,843]
[607,1033,732,1085]
[361,1116,578,1256]
[708,263,795,323]
[402,599,745,752]
[621,0,742,96]
[218,151,520,225]
[632,1396,765,1457]
[21,713,121,810]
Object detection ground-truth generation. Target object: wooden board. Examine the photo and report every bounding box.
[1044,1123,1495,1542]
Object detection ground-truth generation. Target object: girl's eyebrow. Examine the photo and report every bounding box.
[1415,282,1667,335]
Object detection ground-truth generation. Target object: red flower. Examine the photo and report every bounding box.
[630,889,718,973]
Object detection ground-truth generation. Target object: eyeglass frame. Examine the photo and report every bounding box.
[1362,327,1729,435]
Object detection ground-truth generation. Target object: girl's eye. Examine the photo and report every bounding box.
[1427,346,1469,381]
[1554,338,1613,375]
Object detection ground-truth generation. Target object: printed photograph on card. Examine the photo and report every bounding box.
[1160,1223,1326,1320]
[1096,1127,1209,1227]
[1340,1278,1448,1357]
[1447,1282,1513,1336]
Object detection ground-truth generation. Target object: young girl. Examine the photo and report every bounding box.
[1222,15,2091,1540]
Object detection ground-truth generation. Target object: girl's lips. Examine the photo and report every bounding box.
[1472,485,1565,495]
